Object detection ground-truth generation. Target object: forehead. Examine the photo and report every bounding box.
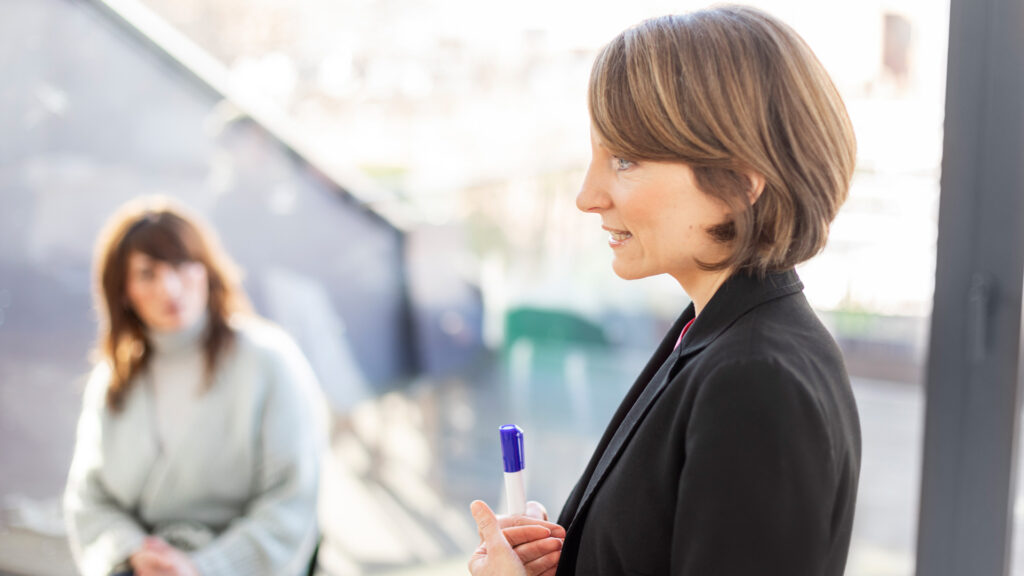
[589,127,614,152]
[126,251,162,268]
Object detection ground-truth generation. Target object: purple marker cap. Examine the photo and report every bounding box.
[500,425,525,473]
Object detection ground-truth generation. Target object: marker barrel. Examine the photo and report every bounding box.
[504,470,526,515]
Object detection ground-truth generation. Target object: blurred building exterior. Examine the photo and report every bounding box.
[0,0,484,572]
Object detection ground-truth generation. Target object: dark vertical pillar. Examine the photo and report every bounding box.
[916,0,1024,573]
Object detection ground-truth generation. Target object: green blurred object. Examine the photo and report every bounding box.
[505,307,608,348]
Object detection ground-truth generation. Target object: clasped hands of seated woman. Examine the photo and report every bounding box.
[468,500,564,576]
[129,537,199,576]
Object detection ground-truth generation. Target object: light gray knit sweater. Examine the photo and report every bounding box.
[64,316,324,576]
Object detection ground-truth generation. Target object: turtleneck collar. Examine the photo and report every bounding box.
[147,311,209,355]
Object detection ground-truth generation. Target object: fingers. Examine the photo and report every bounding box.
[512,535,562,564]
[534,565,559,576]
[131,550,172,575]
[502,515,566,540]
[135,566,170,576]
[523,549,561,576]
[512,505,560,576]
[526,501,549,522]
[502,525,552,547]
[143,536,172,553]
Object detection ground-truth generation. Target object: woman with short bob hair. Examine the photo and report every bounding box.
[468,6,861,576]
[65,197,322,576]
[589,5,857,275]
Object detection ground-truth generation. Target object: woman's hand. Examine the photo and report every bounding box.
[469,500,562,576]
[129,537,199,576]
[497,501,565,538]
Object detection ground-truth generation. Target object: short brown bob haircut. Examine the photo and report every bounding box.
[92,197,250,411]
[589,5,857,275]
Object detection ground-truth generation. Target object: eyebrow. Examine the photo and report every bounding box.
[128,256,156,268]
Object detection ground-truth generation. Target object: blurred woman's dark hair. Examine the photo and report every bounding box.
[92,197,251,411]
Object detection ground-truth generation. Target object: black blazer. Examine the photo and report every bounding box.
[555,269,861,576]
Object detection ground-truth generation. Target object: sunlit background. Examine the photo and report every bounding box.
[0,0,959,574]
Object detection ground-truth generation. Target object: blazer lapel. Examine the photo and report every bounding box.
[558,307,694,528]
[574,345,684,515]
[562,269,806,533]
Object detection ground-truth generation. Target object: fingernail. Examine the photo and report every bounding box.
[470,500,485,519]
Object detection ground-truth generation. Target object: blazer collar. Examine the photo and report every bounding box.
[675,268,804,359]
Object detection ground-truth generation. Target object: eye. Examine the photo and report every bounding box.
[613,156,635,171]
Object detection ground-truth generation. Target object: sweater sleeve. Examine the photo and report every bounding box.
[190,334,323,576]
[63,364,147,576]
[670,358,836,576]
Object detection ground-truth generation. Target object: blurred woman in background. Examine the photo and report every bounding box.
[469,5,861,576]
[65,197,323,576]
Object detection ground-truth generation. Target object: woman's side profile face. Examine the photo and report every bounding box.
[577,129,733,286]
[125,251,209,333]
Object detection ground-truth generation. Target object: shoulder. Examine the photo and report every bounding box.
[229,315,308,369]
[688,295,848,429]
[694,356,820,409]
[81,361,114,412]
[686,331,852,451]
[695,356,812,402]
[228,315,323,403]
[703,292,846,382]
[682,357,834,467]
[86,361,112,387]
[231,315,298,353]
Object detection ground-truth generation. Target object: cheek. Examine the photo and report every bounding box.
[186,270,211,304]
[633,205,676,242]
[124,280,147,309]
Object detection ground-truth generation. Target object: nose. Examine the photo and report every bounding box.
[157,268,183,299]
[577,162,611,214]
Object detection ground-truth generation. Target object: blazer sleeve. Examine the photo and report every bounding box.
[671,358,836,576]
[189,335,323,576]
[63,364,147,576]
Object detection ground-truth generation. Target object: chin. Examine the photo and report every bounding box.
[611,261,652,281]
[151,319,185,333]
[155,312,199,333]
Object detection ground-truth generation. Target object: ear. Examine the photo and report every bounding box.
[746,172,766,206]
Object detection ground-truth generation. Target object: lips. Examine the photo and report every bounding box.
[603,226,632,247]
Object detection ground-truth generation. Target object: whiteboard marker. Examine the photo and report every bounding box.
[500,425,526,516]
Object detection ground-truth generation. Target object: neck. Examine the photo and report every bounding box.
[148,312,209,354]
[676,268,734,317]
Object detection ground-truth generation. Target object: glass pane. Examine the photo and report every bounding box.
[0,1,948,575]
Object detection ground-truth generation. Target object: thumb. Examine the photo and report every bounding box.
[471,500,510,552]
